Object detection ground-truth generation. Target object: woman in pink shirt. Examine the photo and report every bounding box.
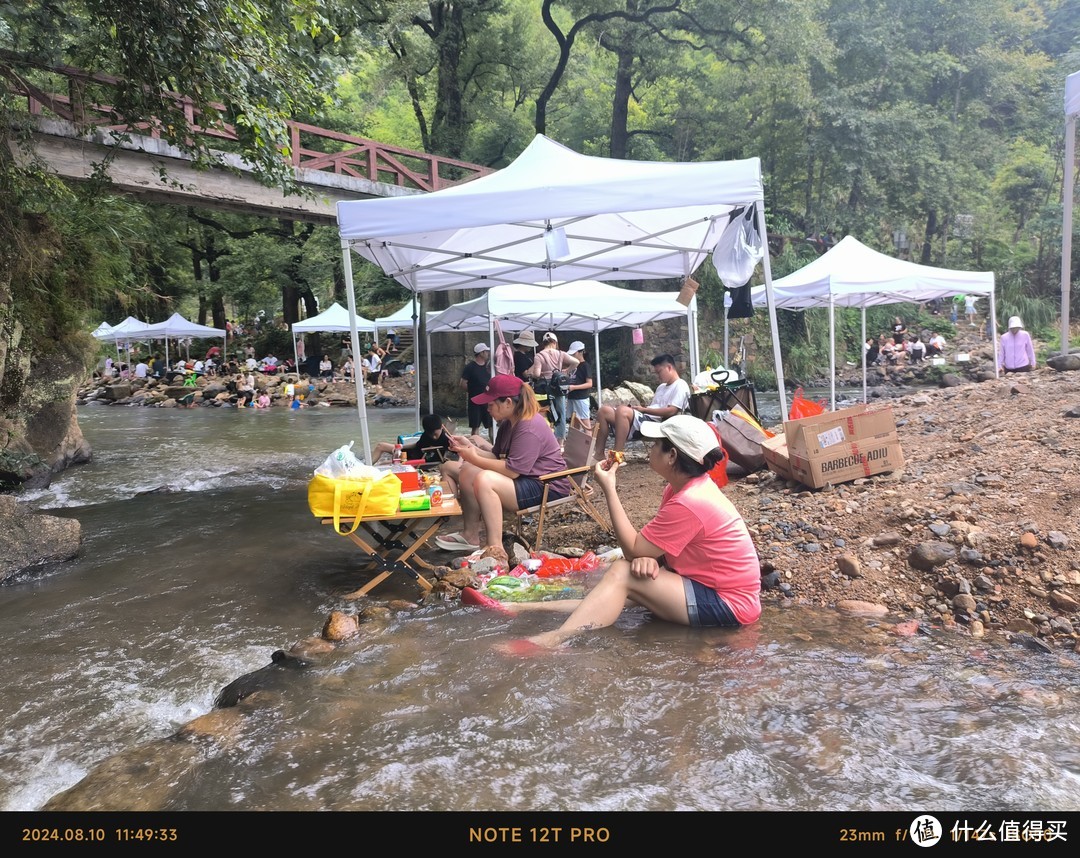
[491,415,761,652]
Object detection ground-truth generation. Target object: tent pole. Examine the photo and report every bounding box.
[1063,113,1076,357]
[723,294,730,373]
[412,292,421,431]
[829,296,836,411]
[592,324,601,417]
[340,240,373,464]
[291,330,298,376]
[488,316,497,445]
[990,288,1000,379]
[426,331,434,416]
[861,308,868,404]
[755,200,789,420]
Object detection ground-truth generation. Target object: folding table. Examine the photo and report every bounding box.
[322,497,462,599]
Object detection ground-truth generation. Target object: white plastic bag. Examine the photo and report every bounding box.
[314,441,371,479]
[712,207,763,289]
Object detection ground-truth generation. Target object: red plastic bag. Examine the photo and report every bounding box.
[533,551,600,578]
[706,423,729,488]
[788,387,826,421]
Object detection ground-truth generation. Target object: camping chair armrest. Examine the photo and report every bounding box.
[538,464,592,481]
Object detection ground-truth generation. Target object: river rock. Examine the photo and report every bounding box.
[836,600,889,617]
[836,553,861,578]
[908,541,956,570]
[0,496,82,582]
[1047,353,1080,372]
[1049,590,1080,612]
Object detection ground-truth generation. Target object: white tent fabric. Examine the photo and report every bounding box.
[91,321,114,339]
[142,312,226,340]
[423,281,700,414]
[337,135,766,291]
[292,303,377,376]
[335,134,787,462]
[750,236,996,408]
[141,312,227,366]
[374,301,415,332]
[1062,70,1080,358]
[97,316,152,342]
[292,302,377,334]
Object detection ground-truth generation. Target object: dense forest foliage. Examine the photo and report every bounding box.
[1,0,1079,386]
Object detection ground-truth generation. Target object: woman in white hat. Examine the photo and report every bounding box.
[998,316,1036,374]
[489,414,761,652]
[527,332,579,441]
[564,340,593,430]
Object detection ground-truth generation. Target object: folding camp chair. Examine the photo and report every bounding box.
[511,424,611,552]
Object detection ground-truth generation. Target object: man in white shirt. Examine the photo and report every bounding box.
[134,360,149,378]
[592,353,691,461]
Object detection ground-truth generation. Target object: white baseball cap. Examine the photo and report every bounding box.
[568,341,585,354]
[638,414,720,464]
[474,343,490,354]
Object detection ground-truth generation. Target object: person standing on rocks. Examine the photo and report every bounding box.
[998,316,1036,374]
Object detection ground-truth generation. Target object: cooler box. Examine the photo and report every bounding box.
[390,465,420,492]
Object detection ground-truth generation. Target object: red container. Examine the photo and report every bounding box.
[393,470,420,492]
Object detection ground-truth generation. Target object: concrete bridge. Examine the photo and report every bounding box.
[5,58,491,225]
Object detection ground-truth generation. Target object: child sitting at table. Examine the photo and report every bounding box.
[372,413,451,465]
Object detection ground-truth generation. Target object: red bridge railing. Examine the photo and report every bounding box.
[2,57,491,191]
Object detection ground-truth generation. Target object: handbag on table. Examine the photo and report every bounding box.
[307,470,403,535]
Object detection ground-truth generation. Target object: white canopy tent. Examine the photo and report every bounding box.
[374,301,416,342]
[291,303,377,374]
[336,134,786,463]
[95,316,154,371]
[142,312,227,366]
[1062,70,1080,357]
[423,281,700,414]
[749,236,996,408]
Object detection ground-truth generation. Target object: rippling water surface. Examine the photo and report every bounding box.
[2,405,1079,812]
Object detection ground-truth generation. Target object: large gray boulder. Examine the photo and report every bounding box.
[0,495,82,583]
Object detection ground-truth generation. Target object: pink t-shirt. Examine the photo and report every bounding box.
[641,475,761,624]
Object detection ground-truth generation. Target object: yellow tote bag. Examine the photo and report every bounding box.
[307,472,402,535]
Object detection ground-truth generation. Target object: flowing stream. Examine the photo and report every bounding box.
[2,404,1079,812]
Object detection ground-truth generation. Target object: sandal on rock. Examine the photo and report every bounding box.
[461,587,513,616]
[435,532,481,552]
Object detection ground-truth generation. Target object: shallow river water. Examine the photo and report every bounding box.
[2,405,1080,816]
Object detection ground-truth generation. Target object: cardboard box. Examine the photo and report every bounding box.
[781,403,904,489]
[761,434,794,481]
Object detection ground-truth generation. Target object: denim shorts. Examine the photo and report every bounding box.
[514,476,567,509]
[683,577,741,627]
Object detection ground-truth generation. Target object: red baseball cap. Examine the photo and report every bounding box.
[471,373,524,405]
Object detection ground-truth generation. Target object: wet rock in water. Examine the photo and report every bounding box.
[1010,633,1054,654]
[836,600,889,617]
[0,496,82,583]
[214,649,311,708]
[322,610,360,641]
[908,541,956,571]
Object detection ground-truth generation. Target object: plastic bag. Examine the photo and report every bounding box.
[788,387,826,421]
[533,551,601,578]
[314,441,371,479]
[712,207,763,290]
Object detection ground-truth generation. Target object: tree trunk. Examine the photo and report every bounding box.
[610,46,634,159]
